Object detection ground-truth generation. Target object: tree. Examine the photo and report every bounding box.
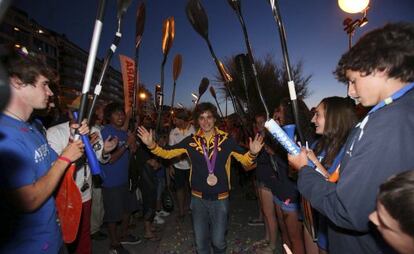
[214,54,312,117]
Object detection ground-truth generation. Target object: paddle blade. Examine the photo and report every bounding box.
[169,17,175,44]
[218,60,233,83]
[209,86,217,99]
[198,77,210,98]
[135,2,146,48]
[117,0,132,19]
[55,164,82,243]
[162,17,175,55]
[186,0,209,40]
[161,18,170,54]
[172,54,183,81]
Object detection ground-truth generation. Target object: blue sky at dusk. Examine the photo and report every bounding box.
[14,0,414,111]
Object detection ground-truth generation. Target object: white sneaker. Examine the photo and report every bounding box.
[153,215,165,225]
[156,210,170,217]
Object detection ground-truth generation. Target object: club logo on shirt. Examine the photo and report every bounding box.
[34,144,50,163]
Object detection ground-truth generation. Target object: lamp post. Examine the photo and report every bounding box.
[338,0,370,49]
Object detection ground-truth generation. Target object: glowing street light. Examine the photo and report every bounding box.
[338,0,370,49]
[338,0,369,14]
[139,92,147,100]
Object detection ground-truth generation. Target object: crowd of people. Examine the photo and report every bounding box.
[0,22,413,254]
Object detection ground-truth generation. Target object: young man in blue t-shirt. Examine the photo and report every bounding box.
[100,103,141,253]
[0,52,87,253]
[289,23,414,253]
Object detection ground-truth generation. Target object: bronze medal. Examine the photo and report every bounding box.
[206,173,218,186]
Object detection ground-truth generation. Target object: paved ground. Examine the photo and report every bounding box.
[93,182,284,254]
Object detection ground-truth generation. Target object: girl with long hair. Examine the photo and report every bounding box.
[305,96,358,253]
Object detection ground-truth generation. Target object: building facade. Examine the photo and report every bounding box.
[0,6,154,115]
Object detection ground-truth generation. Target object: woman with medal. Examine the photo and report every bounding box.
[137,102,264,254]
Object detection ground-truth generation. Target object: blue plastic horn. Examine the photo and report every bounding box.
[265,120,315,167]
[72,111,102,176]
[265,119,300,155]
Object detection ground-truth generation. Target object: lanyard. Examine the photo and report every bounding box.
[348,82,414,156]
[200,135,219,175]
[368,82,414,115]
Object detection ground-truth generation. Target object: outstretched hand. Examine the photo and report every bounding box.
[137,126,155,148]
[248,133,264,155]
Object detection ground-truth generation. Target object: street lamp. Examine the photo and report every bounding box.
[139,92,147,100]
[338,0,370,49]
[338,0,369,13]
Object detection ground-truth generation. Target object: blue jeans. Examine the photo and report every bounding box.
[190,196,229,254]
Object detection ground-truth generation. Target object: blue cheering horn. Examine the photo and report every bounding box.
[265,119,300,155]
[72,111,103,176]
[265,120,315,167]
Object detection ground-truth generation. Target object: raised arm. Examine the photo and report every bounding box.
[248,133,264,156]
[137,126,187,159]
[231,133,264,169]
[137,126,156,148]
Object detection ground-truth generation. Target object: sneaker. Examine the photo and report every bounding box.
[119,234,142,245]
[153,215,165,225]
[91,231,107,241]
[108,244,129,254]
[248,218,264,226]
[156,210,170,217]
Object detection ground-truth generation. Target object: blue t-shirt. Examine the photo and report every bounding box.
[100,124,129,187]
[0,114,62,253]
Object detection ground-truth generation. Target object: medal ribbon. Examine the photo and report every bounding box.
[201,134,219,175]
[368,82,414,114]
[347,82,414,156]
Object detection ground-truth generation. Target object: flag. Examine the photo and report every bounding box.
[119,54,137,113]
